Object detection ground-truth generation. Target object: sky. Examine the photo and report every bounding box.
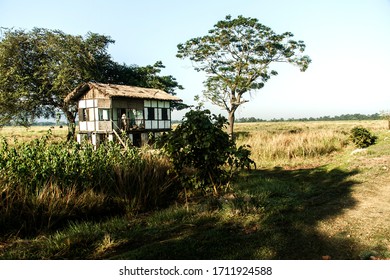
[1,0,390,120]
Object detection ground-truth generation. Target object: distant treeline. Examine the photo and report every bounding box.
[236,113,382,123]
[32,122,68,126]
[2,121,68,127]
[3,113,382,126]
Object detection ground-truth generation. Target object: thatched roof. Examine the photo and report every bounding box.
[65,82,182,103]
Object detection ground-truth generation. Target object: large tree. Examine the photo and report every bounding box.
[0,28,182,138]
[101,60,183,95]
[177,15,311,137]
[0,28,112,131]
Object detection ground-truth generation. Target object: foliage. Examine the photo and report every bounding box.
[0,133,177,236]
[0,28,182,137]
[349,126,377,148]
[99,60,185,111]
[177,15,311,136]
[159,109,254,196]
[101,60,183,95]
[0,28,112,129]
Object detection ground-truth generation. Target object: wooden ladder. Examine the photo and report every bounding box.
[112,129,127,149]
[110,119,128,148]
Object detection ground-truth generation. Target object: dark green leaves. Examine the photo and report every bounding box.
[159,109,254,195]
[0,28,183,129]
[349,126,377,148]
[0,28,113,127]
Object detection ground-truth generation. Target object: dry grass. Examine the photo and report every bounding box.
[1,181,110,233]
[0,126,67,143]
[235,120,386,168]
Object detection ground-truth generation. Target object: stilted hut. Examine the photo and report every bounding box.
[65,82,182,147]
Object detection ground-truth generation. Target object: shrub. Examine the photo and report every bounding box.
[159,109,254,196]
[349,126,377,148]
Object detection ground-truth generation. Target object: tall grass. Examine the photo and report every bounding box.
[235,122,353,167]
[0,133,177,237]
[0,126,67,144]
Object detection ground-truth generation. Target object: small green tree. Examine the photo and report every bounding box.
[350,126,377,148]
[160,109,254,196]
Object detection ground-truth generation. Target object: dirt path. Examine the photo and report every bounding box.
[317,154,390,258]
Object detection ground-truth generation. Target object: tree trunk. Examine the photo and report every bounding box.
[228,109,235,140]
[65,110,76,141]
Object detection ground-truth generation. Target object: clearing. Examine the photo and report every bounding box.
[1,121,389,259]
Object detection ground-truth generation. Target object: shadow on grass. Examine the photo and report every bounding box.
[106,166,361,260]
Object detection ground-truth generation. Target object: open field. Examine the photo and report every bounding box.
[1,120,390,259]
[0,125,67,143]
[235,120,386,168]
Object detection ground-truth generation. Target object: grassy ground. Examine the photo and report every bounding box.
[1,121,389,259]
[0,125,67,144]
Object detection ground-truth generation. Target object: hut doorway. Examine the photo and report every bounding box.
[132,133,142,147]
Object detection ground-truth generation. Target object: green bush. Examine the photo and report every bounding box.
[349,126,377,148]
[159,109,254,196]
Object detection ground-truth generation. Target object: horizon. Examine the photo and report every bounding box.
[25,111,384,126]
[1,0,390,121]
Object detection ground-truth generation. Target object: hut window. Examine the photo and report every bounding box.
[79,108,89,121]
[127,109,135,126]
[126,109,144,126]
[98,109,110,121]
[147,107,155,120]
[161,108,168,120]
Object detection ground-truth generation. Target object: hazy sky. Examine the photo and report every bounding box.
[1,0,390,120]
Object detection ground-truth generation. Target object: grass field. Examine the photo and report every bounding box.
[0,125,67,143]
[1,120,389,259]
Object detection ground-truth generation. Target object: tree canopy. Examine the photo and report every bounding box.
[0,27,182,137]
[177,15,311,137]
[0,28,110,127]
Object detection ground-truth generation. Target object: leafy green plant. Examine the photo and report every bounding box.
[0,133,177,236]
[159,109,254,196]
[349,126,377,148]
